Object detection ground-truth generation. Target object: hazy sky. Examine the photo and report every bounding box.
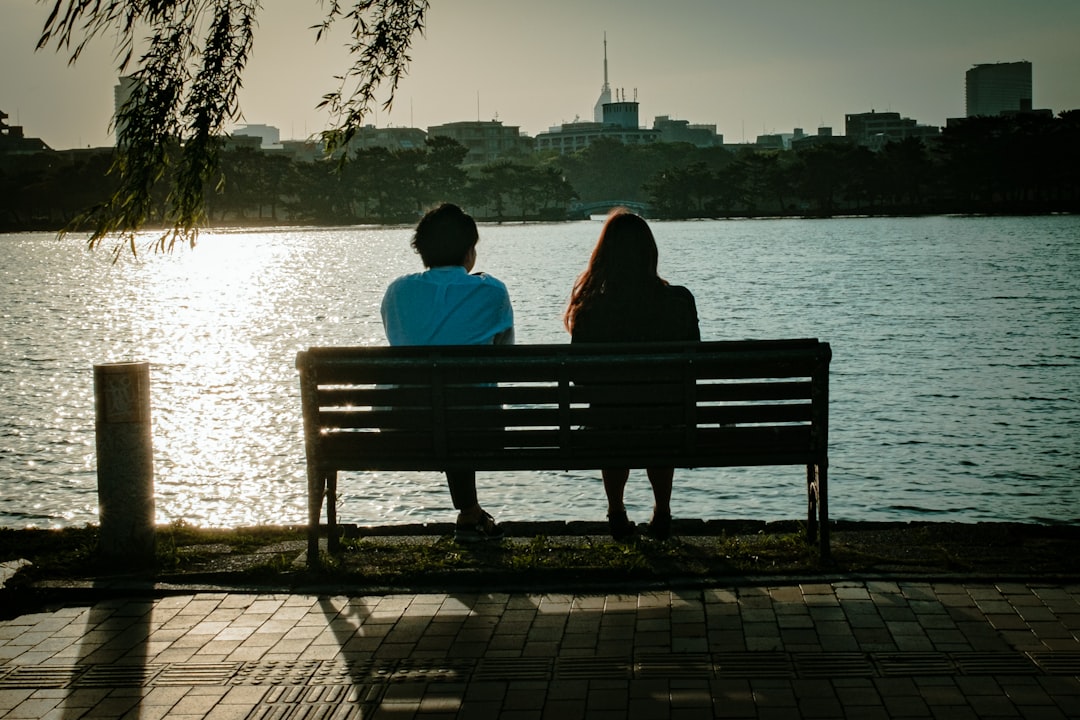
[4,0,1080,150]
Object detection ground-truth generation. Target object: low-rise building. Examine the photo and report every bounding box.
[844,110,940,151]
[790,127,850,151]
[233,124,282,150]
[0,110,51,154]
[278,139,325,163]
[653,116,722,147]
[426,120,531,165]
[346,125,428,152]
[536,99,660,155]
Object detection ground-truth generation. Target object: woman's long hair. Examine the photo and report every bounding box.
[564,209,667,332]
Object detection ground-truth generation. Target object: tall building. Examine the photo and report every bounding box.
[593,34,612,123]
[965,62,1032,118]
[113,75,142,146]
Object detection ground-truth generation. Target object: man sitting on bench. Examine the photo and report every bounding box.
[380,203,515,543]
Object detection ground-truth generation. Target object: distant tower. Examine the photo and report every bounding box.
[593,33,612,123]
[965,61,1032,117]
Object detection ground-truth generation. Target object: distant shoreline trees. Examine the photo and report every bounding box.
[2,111,1078,234]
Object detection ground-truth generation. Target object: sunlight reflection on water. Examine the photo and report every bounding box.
[1,216,1078,528]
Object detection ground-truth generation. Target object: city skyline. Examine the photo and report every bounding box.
[4,0,1080,150]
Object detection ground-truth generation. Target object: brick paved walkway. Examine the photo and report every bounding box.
[2,580,1079,718]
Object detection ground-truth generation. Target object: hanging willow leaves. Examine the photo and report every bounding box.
[36,0,429,255]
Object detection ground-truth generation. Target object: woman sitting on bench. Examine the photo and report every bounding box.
[564,209,700,541]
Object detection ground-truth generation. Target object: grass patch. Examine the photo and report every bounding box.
[1,524,826,588]
[0,523,308,585]
[0,526,100,580]
[0,524,829,585]
[155,522,305,571]
[322,530,822,585]
[5,521,1080,604]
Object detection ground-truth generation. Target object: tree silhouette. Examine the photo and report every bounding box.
[878,137,934,209]
[420,136,469,205]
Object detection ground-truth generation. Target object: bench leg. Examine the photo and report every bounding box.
[806,463,830,560]
[307,470,326,566]
[327,471,340,554]
[817,464,830,560]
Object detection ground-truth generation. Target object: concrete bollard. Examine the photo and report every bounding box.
[94,361,156,564]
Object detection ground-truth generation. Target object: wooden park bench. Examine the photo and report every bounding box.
[296,339,832,564]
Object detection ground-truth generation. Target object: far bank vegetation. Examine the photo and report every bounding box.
[3,111,1078,232]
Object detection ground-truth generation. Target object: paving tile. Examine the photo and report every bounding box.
[835,586,871,601]
[863,580,899,595]
[895,583,934,600]
[968,694,1021,717]
[797,696,845,718]
[3,696,65,719]
[834,683,884,707]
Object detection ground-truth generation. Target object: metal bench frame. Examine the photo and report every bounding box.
[297,339,832,564]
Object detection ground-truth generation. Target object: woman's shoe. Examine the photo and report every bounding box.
[645,511,672,540]
[607,510,636,541]
[454,511,504,543]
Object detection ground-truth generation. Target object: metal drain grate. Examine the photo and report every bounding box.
[951,652,1039,675]
[474,657,552,681]
[1027,652,1080,675]
[0,666,82,688]
[76,663,164,687]
[636,653,713,678]
[714,652,794,678]
[556,656,632,679]
[795,653,876,678]
[874,652,954,677]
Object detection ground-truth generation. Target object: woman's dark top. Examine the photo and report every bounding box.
[571,283,700,343]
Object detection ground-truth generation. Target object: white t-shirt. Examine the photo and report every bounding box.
[381,265,514,346]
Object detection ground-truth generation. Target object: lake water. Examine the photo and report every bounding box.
[1,215,1078,529]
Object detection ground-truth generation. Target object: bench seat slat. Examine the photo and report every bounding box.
[317,425,816,467]
[318,381,814,408]
[319,403,813,431]
[320,452,819,472]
